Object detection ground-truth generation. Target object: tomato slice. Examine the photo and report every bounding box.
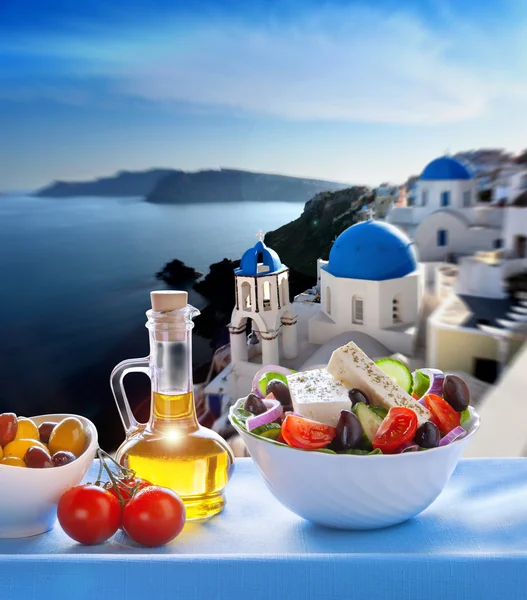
[281,415,336,449]
[423,394,460,434]
[372,407,418,453]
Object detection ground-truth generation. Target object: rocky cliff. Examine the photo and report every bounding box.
[264,186,369,277]
[34,169,175,197]
[34,167,347,201]
[146,169,348,204]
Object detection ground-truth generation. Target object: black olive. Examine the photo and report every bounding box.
[244,393,267,415]
[443,375,470,412]
[333,410,364,451]
[414,421,440,448]
[266,379,292,410]
[348,388,370,406]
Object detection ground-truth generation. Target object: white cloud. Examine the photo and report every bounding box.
[113,7,492,125]
[3,4,526,126]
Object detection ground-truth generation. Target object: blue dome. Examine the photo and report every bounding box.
[324,221,417,281]
[420,156,473,181]
[236,240,284,276]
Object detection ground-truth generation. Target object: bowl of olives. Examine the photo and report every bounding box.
[0,413,98,538]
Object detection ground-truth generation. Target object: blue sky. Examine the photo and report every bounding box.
[1,0,526,190]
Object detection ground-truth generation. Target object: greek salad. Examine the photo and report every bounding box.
[231,342,473,455]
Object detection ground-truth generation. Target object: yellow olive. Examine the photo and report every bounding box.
[48,417,86,457]
[15,418,39,441]
[1,456,26,468]
[3,438,47,461]
[0,445,3,460]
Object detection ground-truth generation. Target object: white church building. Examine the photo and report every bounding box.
[310,220,421,355]
[206,221,424,406]
[228,238,298,367]
[388,156,503,262]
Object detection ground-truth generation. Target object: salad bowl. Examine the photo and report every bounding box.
[229,402,480,530]
[0,414,98,538]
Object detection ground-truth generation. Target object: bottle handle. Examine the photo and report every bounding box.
[110,357,150,435]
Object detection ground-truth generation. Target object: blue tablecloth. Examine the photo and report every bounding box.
[1,458,527,600]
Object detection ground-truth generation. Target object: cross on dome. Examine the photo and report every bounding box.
[256,229,264,242]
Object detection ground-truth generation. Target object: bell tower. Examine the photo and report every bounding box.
[229,231,298,366]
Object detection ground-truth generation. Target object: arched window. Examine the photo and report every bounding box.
[352,296,363,324]
[256,252,269,274]
[326,286,331,315]
[463,190,471,207]
[263,280,272,311]
[392,295,402,324]
[441,191,451,207]
[421,189,428,206]
[281,278,288,306]
[241,282,252,311]
[437,229,448,247]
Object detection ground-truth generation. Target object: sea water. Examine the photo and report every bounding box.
[0,195,302,435]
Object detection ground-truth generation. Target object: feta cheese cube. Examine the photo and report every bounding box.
[286,368,351,428]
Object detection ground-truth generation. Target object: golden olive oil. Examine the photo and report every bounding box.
[111,292,234,521]
[117,392,233,520]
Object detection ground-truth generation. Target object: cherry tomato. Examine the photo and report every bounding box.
[281,415,336,450]
[104,477,152,506]
[423,394,461,435]
[57,485,121,545]
[122,486,186,547]
[372,407,418,453]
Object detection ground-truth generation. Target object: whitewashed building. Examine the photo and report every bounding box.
[228,238,298,366]
[427,206,527,382]
[208,222,423,411]
[387,156,479,235]
[309,221,421,356]
[413,207,503,262]
[493,167,527,205]
[373,185,398,218]
[387,155,504,265]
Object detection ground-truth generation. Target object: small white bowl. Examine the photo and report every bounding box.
[229,402,480,530]
[0,414,98,538]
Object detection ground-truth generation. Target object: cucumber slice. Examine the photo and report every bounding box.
[369,405,388,419]
[252,423,282,439]
[317,448,337,454]
[375,358,414,394]
[355,402,384,444]
[460,408,470,427]
[232,408,253,428]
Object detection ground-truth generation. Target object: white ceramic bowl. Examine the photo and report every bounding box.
[0,414,98,538]
[229,402,480,530]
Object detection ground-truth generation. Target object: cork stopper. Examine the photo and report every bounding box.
[150,290,188,312]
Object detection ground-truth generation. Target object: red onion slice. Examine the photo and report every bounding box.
[251,365,293,398]
[395,442,420,453]
[412,368,445,404]
[438,426,466,446]
[246,399,283,431]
